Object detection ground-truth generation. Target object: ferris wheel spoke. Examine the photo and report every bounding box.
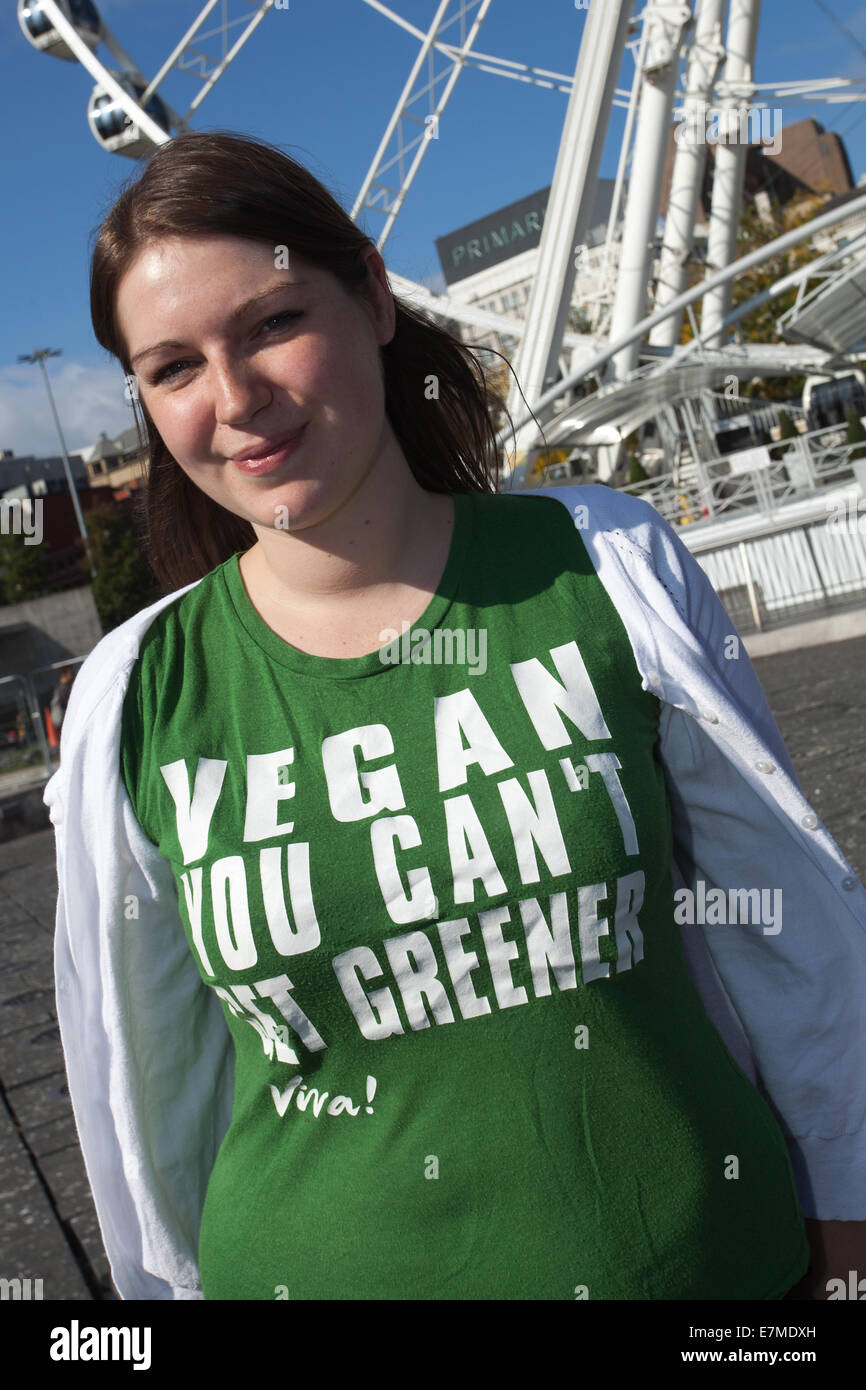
[352,0,495,249]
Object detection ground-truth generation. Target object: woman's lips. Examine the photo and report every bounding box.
[231,425,307,474]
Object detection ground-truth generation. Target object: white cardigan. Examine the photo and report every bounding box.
[44,484,866,1300]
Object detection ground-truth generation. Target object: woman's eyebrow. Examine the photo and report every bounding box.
[130,280,309,369]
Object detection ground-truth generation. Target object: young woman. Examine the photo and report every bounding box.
[46,130,866,1302]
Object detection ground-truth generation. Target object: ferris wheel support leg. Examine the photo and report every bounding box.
[650,0,727,348]
[702,0,763,348]
[606,0,692,387]
[504,0,635,465]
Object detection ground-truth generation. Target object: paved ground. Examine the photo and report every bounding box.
[749,635,866,884]
[0,634,864,1301]
[0,832,112,1299]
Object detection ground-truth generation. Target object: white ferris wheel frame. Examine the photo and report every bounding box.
[24,0,866,465]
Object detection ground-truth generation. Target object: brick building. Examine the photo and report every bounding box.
[661,117,855,224]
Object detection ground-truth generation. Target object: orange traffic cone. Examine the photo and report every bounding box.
[44,708,59,748]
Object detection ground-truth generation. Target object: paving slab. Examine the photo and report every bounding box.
[38,1144,98,1224]
[1,1020,64,1089]
[0,1101,91,1300]
[25,1112,80,1161]
[751,633,866,882]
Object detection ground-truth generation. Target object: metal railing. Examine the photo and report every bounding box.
[620,422,865,530]
[698,517,866,633]
[0,657,86,782]
[613,427,866,631]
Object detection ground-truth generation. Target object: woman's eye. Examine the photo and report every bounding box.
[152,359,193,384]
[150,312,303,385]
[260,311,303,333]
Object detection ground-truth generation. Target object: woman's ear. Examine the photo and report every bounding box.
[359,245,396,347]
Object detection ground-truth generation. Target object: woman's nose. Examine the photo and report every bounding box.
[212,359,273,425]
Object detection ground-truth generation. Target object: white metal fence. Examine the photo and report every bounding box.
[620,425,866,630]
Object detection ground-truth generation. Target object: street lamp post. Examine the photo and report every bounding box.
[17,348,96,578]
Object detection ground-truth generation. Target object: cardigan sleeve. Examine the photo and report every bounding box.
[45,665,235,1299]
[632,504,866,1220]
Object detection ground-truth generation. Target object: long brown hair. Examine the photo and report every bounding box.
[89,129,512,594]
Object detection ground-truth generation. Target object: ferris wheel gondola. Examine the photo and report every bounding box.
[17,1,279,162]
[17,0,101,62]
[87,76,172,158]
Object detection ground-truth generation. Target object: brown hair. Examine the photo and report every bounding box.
[89,129,512,594]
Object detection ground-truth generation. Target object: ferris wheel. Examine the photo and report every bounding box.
[19,0,866,470]
[16,2,594,305]
[15,0,646,404]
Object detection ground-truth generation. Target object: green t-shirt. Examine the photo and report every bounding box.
[120,489,809,1300]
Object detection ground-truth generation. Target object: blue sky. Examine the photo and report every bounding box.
[2,0,866,456]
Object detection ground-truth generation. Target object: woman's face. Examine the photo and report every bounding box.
[115,234,396,535]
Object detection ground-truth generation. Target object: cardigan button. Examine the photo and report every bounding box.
[801,813,819,830]
[841,876,858,891]
[702,710,719,723]
[755,760,775,773]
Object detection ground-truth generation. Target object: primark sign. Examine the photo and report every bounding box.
[435,180,614,286]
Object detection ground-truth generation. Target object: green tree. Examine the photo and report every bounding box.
[625,453,653,492]
[677,190,821,402]
[80,503,160,633]
[627,454,650,490]
[776,409,798,441]
[728,194,816,331]
[725,192,821,403]
[567,306,593,335]
[770,407,800,462]
[0,524,51,603]
[845,407,866,462]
